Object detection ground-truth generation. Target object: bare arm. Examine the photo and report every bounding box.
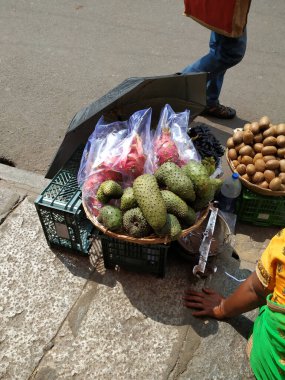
[183,271,271,319]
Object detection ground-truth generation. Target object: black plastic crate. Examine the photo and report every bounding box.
[236,188,285,227]
[35,148,94,254]
[99,234,169,277]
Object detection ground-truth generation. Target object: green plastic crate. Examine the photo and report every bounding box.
[35,148,94,254]
[236,188,285,227]
[99,234,169,277]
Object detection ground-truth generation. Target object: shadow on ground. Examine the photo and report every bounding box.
[236,222,280,244]
[192,115,249,131]
[51,237,254,341]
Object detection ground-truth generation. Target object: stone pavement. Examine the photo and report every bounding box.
[0,163,280,380]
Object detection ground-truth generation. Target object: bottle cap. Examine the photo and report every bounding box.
[232,172,239,179]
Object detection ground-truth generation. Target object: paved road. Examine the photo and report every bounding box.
[2,167,279,380]
[1,0,284,175]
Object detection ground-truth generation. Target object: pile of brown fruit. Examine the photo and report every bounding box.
[227,116,285,191]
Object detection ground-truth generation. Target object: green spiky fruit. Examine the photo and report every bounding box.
[183,159,209,177]
[181,160,210,194]
[210,177,223,193]
[123,207,151,237]
[202,157,216,176]
[160,190,188,219]
[165,170,196,202]
[155,162,180,185]
[101,180,123,198]
[96,185,109,203]
[182,206,196,227]
[155,162,195,202]
[192,178,223,211]
[133,174,167,230]
[98,205,122,231]
[193,197,211,211]
[120,187,138,211]
[155,214,182,241]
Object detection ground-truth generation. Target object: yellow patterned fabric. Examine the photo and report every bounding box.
[256,229,285,305]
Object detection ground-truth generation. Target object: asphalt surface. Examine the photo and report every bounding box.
[1,0,285,175]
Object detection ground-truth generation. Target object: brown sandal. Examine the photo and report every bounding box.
[202,104,236,119]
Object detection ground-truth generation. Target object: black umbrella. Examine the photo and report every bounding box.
[46,72,207,179]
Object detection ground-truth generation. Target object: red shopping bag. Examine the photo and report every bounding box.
[184,0,251,38]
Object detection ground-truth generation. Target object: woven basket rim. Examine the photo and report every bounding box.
[83,200,210,245]
[226,149,285,197]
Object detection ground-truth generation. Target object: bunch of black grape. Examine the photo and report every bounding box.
[188,124,224,163]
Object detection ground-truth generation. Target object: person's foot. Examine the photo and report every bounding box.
[202,104,236,119]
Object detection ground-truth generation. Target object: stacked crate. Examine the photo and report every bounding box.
[99,233,169,278]
[236,188,285,227]
[35,149,169,276]
[35,149,94,255]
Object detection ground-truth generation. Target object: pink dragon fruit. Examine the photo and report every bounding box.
[153,127,180,166]
[115,133,146,179]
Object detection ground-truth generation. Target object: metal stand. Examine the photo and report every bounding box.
[193,201,219,278]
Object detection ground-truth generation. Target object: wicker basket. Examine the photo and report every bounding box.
[83,200,210,245]
[226,149,285,197]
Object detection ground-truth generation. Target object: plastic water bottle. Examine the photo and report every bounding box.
[217,173,242,213]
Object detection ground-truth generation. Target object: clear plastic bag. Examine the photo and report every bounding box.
[77,116,128,187]
[78,116,128,216]
[147,104,200,172]
[112,108,152,187]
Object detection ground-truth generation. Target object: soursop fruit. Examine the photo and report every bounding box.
[193,197,211,211]
[202,157,216,176]
[100,180,123,198]
[96,185,109,204]
[210,177,223,194]
[133,174,167,230]
[97,205,122,231]
[181,206,196,227]
[123,207,151,237]
[155,214,182,241]
[164,170,196,202]
[120,187,138,211]
[181,160,210,194]
[183,159,209,177]
[155,162,195,202]
[155,162,180,185]
[193,178,223,211]
[160,190,188,219]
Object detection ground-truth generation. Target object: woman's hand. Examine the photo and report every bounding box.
[183,272,268,320]
[183,288,226,319]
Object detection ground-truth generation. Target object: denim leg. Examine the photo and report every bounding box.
[207,69,226,106]
[182,29,247,106]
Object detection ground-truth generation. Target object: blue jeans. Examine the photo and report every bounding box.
[182,30,247,106]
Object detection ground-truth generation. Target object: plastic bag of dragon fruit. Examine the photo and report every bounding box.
[146,104,200,173]
[77,116,128,216]
[111,107,152,187]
